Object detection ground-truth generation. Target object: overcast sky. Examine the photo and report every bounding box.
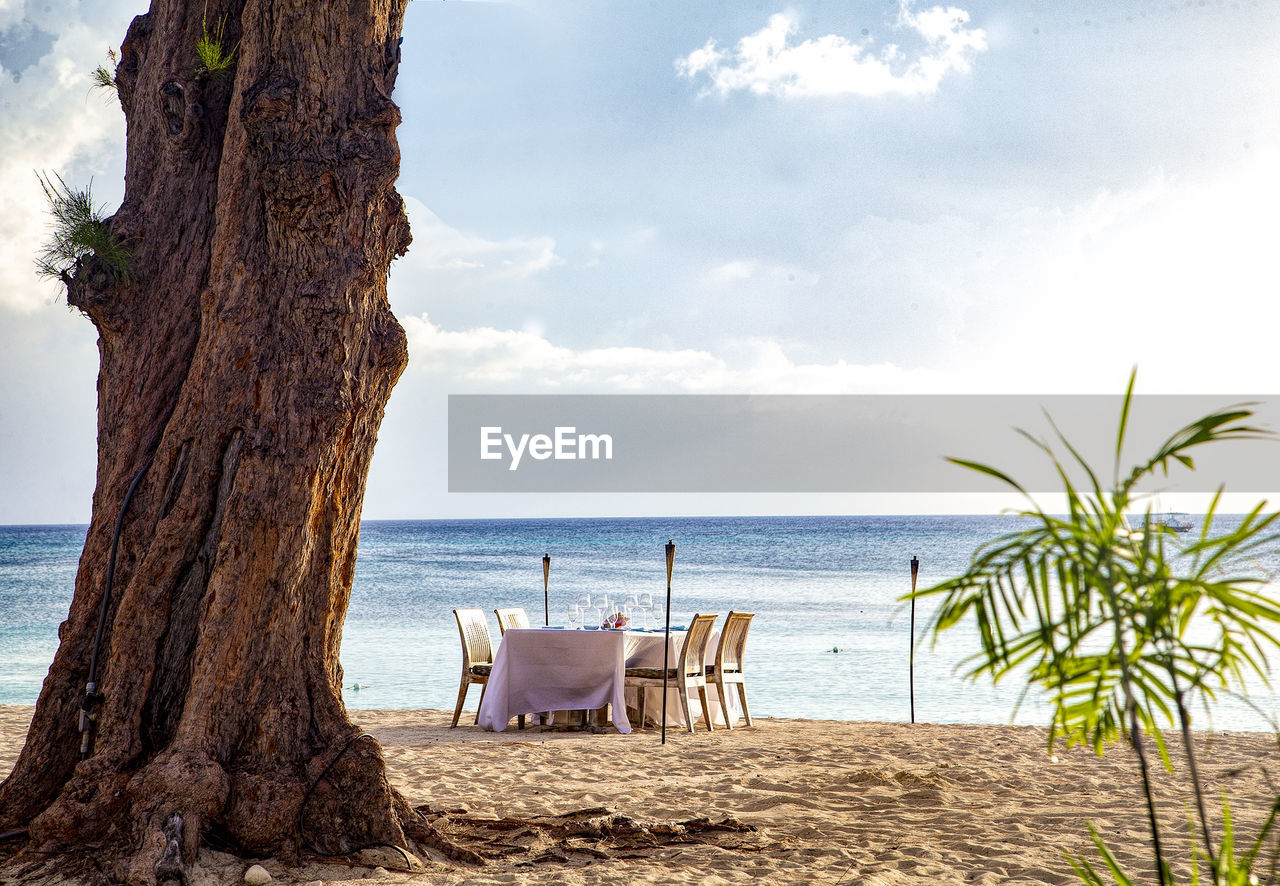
[2,0,1278,523]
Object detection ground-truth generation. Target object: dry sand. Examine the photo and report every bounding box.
[2,705,1277,885]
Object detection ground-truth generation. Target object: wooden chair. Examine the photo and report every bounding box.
[451,608,494,727]
[494,607,534,728]
[624,613,717,732]
[708,610,754,728]
[494,607,531,634]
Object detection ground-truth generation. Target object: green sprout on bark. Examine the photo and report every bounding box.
[35,172,131,284]
[196,11,237,79]
[911,370,1280,885]
[91,48,119,93]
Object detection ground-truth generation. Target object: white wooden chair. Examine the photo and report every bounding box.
[624,613,718,732]
[494,606,531,634]
[494,607,535,727]
[708,610,754,728]
[451,608,494,727]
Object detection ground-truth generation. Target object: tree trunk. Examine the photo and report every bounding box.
[0,1,413,882]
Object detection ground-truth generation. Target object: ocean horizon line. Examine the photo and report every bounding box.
[0,509,1237,532]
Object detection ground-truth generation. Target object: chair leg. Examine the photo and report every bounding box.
[473,680,488,725]
[697,685,714,733]
[517,714,526,730]
[679,682,694,733]
[451,679,470,728]
[737,682,752,727]
[637,686,647,728]
[716,678,733,729]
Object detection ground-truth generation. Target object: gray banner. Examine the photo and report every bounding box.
[447,395,1280,493]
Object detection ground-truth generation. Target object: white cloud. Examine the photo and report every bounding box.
[405,197,562,279]
[0,1,26,33]
[402,312,944,393]
[710,259,758,282]
[706,258,819,287]
[400,150,1280,400]
[823,155,1280,394]
[676,3,986,99]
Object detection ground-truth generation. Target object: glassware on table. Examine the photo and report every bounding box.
[566,604,579,630]
[638,592,653,628]
[650,600,664,629]
[606,595,625,629]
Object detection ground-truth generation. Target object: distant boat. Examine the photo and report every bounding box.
[1150,512,1194,533]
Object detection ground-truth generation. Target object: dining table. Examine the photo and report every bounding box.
[476,626,739,733]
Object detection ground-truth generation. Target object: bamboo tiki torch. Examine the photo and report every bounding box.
[910,555,919,724]
[661,539,675,745]
[542,553,551,626]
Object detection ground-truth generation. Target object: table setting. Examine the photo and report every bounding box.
[473,543,739,734]
[475,608,735,733]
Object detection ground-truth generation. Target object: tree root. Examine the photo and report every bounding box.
[2,804,771,884]
[0,733,413,886]
[153,814,185,886]
[403,804,770,869]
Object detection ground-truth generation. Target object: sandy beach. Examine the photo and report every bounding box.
[2,705,1277,885]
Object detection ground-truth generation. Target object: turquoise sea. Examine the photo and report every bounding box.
[2,516,1277,730]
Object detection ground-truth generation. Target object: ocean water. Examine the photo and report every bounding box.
[2,516,1278,731]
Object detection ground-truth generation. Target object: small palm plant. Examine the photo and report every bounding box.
[91,48,119,92]
[912,372,1280,885]
[34,172,131,284]
[196,8,237,79]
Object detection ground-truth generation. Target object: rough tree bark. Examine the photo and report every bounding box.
[0,0,414,882]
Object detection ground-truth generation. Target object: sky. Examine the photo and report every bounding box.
[1,0,1279,523]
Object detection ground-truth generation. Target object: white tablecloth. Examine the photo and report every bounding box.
[476,628,739,732]
[477,629,633,733]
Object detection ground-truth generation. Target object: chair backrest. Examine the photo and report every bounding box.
[494,606,531,635]
[678,613,718,678]
[716,610,754,674]
[454,608,494,668]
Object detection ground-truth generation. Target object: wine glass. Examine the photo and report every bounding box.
[566,603,579,630]
[624,593,639,628]
[639,592,653,628]
[650,599,664,630]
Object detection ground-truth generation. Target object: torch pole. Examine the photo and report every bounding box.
[542,553,551,626]
[661,539,675,745]
[910,555,919,724]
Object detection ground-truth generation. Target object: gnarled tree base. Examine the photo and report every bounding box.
[9,732,409,886]
[1,800,770,885]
